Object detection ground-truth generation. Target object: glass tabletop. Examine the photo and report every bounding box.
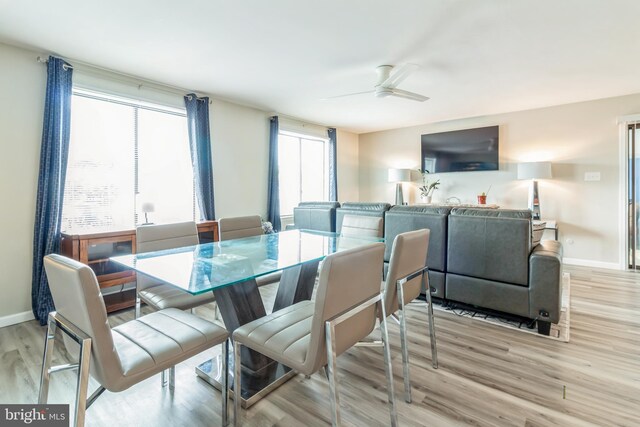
[110,229,383,295]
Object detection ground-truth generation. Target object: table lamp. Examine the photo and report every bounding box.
[388,168,412,205]
[141,202,155,225]
[517,162,552,220]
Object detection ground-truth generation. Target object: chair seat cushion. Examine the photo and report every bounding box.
[233,301,314,374]
[111,308,228,391]
[139,283,216,310]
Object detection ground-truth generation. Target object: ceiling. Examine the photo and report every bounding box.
[1,0,640,133]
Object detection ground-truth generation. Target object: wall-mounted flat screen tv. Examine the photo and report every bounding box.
[421,125,499,173]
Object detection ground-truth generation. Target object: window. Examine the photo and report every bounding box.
[62,90,196,233]
[278,131,329,216]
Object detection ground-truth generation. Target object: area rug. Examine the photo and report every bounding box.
[432,272,571,342]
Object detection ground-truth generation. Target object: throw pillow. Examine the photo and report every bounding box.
[532,221,546,248]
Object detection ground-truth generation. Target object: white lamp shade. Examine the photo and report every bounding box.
[517,162,552,180]
[388,168,412,183]
[141,202,155,213]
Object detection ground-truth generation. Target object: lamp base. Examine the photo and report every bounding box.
[529,180,541,220]
[395,183,404,206]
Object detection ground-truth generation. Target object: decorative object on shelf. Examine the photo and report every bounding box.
[388,168,412,205]
[445,196,461,205]
[141,202,155,225]
[262,220,274,234]
[477,185,491,205]
[517,162,552,220]
[418,168,440,203]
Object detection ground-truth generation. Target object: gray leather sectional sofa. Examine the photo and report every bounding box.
[336,202,391,233]
[291,202,563,335]
[384,206,563,334]
[292,201,341,232]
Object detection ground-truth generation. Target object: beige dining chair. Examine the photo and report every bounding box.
[232,243,397,427]
[40,254,230,427]
[383,229,438,403]
[218,215,281,287]
[135,221,217,318]
[136,222,221,386]
[340,214,384,238]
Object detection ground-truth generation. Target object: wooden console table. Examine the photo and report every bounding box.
[60,221,218,313]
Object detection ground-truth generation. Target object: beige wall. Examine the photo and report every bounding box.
[0,42,360,321]
[337,130,359,202]
[0,43,46,320]
[210,100,270,218]
[359,94,640,266]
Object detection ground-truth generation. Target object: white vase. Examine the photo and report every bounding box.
[421,195,432,204]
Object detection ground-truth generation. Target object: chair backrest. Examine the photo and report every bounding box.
[43,254,122,389]
[340,214,384,238]
[303,243,385,373]
[218,215,263,241]
[383,229,430,316]
[136,221,199,290]
[335,202,390,233]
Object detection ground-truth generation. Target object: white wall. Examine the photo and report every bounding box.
[0,43,46,321]
[337,129,359,202]
[359,94,640,267]
[210,100,270,218]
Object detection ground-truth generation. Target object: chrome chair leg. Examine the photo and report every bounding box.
[169,366,176,390]
[424,273,438,369]
[233,341,242,427]
[221,339,229,426]
[325,321,341,427]
[161,370,167,387]
[74,335,92,427]
[135,292,141,319]
[397,281,412,403]
[379,299,398,427]
[38,314,57,404]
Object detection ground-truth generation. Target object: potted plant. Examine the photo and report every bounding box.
[418,169,440,204]
[477,185,491,205]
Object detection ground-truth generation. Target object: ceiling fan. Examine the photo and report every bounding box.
[323,64,429,102]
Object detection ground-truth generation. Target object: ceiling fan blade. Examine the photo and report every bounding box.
[320,90,374,101]
[390,88,430,102]
[380,63,419,88]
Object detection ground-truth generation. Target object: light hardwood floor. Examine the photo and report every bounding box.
[0,265,639,426]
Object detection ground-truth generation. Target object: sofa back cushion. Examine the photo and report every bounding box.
[293,201,340,232]
[447,208,531,286]
[384,205,451,273]
[336,202,391,233]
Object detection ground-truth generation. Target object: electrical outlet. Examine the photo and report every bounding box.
[566,238,574,245]
[584,172,601,182]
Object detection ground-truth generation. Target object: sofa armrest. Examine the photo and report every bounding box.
[528,240,563,323]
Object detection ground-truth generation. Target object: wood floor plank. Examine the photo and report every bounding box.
[0,265,638,426]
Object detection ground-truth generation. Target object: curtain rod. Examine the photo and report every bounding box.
[274,112,334,130]
[36,55,210,102]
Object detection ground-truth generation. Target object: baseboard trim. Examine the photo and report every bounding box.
[0,311,35,328]
[563,257,622,270]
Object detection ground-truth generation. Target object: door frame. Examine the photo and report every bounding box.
[617,114,640,270]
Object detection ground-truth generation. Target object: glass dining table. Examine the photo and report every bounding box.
[111,229,382,408]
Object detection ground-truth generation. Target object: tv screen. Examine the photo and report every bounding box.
[421,125,499,173]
